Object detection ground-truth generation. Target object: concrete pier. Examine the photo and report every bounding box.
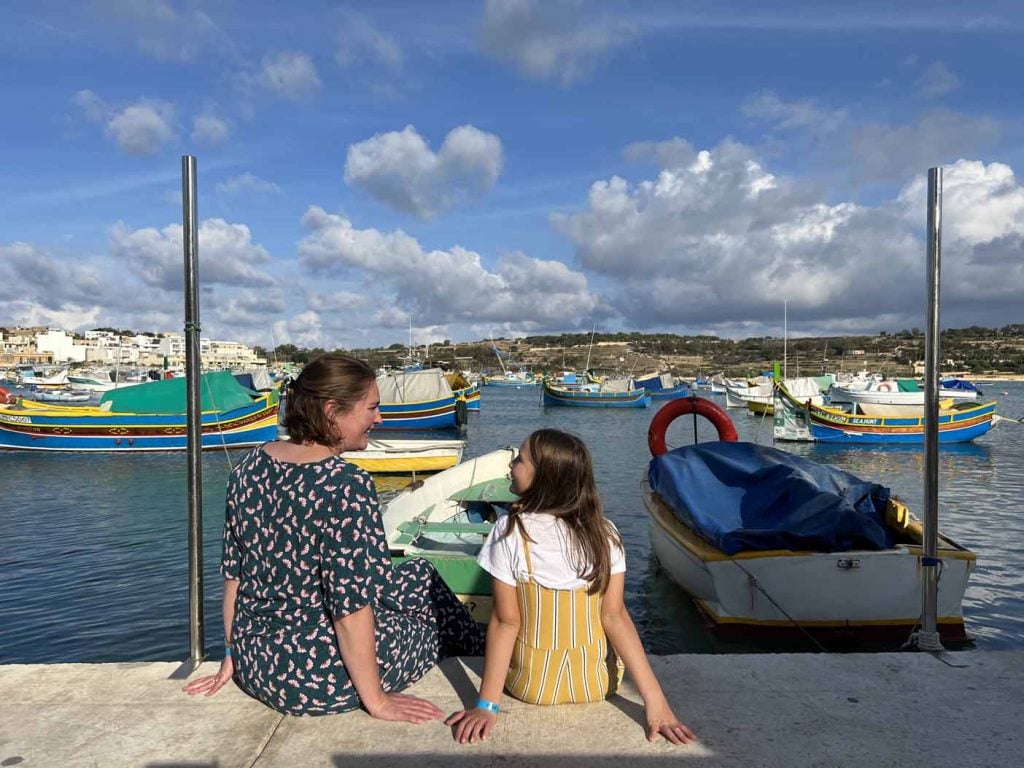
[1,652,1019,767]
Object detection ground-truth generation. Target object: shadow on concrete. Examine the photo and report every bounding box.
[330,755,704,767]
[437,656,485,709]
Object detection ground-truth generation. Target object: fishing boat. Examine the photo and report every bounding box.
[542,379,651,408]
[26,389,92,404]
[643,397,976,642]
[776,383,996,444]
[376,368,459,430]
[634,372,690,400]
[830,378,981,406]
[0,371,279,452]
[445,371,481,411]
[382,447,518,622]
[341,437,465,474]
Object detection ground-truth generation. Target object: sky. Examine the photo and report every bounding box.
[1,0,1023,350]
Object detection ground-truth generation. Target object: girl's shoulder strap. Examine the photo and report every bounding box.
[515,518,535,577]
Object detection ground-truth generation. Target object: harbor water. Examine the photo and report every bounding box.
[1,382,1022,663]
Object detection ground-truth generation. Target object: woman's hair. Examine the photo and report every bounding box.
[282,353,376,449]
[503,429,621,594]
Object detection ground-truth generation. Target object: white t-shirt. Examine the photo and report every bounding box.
[477,512,626,590]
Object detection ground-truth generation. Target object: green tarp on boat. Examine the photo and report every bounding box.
[100,371,262,414]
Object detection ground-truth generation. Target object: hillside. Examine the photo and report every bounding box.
[271,324,1024,378]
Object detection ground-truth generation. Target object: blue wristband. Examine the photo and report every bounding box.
[224,645,233,658]
[476,698,500,714]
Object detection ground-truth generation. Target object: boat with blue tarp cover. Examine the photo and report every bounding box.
[642,397,975,642]
[635,371,691,399]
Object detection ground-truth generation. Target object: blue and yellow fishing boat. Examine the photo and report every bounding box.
[377,368,459,429]
[0,371,279,452]
[777,383,996,444]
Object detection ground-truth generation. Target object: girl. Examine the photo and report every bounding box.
[445,428,695,745]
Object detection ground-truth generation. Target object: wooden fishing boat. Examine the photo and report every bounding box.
[644,397,976,642]
[542,380,651,408]
[777,383,996,444]
[341,437,465,474]
[382,447,518,622]
[635,371,691,400]
[0,371,279,452]
[376,368,459,430]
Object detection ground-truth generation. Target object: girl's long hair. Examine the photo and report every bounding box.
[502,429,620,595]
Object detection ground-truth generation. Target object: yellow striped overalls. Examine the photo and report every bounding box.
[505,530,620,705]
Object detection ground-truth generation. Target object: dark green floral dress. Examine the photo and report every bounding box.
[221,447,484,716]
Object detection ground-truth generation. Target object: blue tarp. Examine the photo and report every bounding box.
[941,378,980,393]
[648,442,895,555]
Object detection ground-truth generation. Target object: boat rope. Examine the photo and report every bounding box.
[752,402,772,442]
[202,374,235,471]
[727,558,830,653]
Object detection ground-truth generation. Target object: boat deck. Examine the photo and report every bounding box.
[3,652,1019,766]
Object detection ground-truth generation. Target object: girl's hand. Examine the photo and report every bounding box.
[182,657,234,697]
[364,692,444,724]
[646,704,696,745]
[445,708,498,744]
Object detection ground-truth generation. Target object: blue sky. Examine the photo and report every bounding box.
[2,0,1022,349]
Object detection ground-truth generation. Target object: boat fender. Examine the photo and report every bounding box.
[647,395,738,456]
[878,383,892,392]
[0,386,16,405]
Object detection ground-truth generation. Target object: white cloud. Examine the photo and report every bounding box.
[336,13,403,71]
[344,124,503,218]
[93,0,226,63]
[191,115,230,145]
[917,61,961,98]
[742,90,849,134]
[109,218,276,291]
[743,91,1000,184]
[73,89,107,123]
[105,101,177,156]
[479,0,636,86]
[256,52,321,100]
[553,141,1024,334]
[296,206,607,330]
[216,173,280,196]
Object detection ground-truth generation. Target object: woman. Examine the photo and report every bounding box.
[184,353,484,722]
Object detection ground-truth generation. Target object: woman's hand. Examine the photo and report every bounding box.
[445,708,498,744]
[363,692,444,724]
[645,703,696,745]
[182,657,234,697]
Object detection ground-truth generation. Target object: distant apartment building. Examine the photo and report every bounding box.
[1,326,262,370]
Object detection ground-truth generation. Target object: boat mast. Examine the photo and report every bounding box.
[583,323,596,373]
[783,300,788,381]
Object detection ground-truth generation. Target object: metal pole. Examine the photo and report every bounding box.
[172,155,205,677]
[919,166,943,652]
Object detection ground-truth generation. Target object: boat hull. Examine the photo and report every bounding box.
[383,448,518,623]
[807,401,996,444]
[542,384,651,408]
[342,438,465,474]
[0,394,279,452]
[378,396,458,430]
[644,481,974,642]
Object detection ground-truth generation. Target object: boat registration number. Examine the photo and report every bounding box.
[3,415,30,424]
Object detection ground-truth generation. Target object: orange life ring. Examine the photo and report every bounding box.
[878,383,892,392]
[0,386,16,405]
[648,395,738,456]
